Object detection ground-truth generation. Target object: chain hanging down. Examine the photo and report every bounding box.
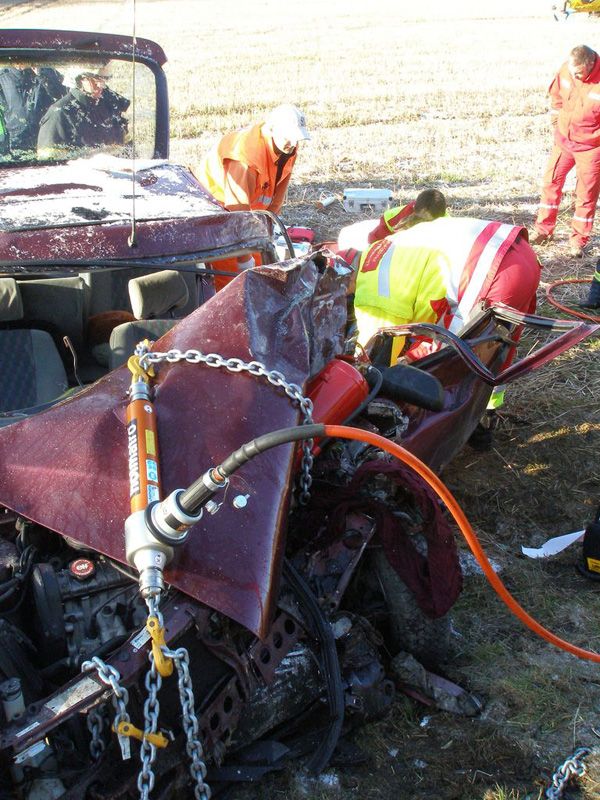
[81,657,133,761]
[545,746,591,799]
[138,595,211,800]
[87,705,108,760]
[162,642,211,799]
[138,347,315,503]
[137,597,164,800]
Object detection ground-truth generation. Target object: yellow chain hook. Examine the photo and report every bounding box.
[113,720,170,748]
[146,615,174,677]
[127,342,156,384]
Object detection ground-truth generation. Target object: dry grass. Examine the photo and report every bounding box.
[2,1,600,798]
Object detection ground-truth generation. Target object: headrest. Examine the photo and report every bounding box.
[0,278,24,322]
[128,270,189,320]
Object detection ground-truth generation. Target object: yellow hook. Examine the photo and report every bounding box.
[127,346,155,384]
[146,615,174,677]
[113,720,170,748]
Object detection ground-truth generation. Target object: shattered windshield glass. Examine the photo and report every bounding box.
[0,56,156,163]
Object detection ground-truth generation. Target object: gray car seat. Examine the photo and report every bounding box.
[108,270,189,370]
[0,278,68,420]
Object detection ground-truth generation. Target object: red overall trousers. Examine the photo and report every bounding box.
[535,142,600,248]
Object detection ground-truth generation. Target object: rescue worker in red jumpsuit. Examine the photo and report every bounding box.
[531,45,600,257]
[198,104,310,289]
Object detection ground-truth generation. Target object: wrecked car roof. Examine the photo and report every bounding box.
[0,155,232,231]
[0,156,274,266]
[0,28,166,65]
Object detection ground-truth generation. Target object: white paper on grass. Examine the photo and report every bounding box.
[521,530,585,559]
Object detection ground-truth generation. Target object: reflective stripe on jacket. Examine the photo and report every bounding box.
[550,55,600,151]
[355,217,525,337]
[367,202,416,244]
[383,203,416,233]
[197,122,297,212]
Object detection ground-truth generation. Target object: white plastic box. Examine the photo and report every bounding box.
[342,188,393,214]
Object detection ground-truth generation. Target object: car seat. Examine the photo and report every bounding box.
[0,278,68,422]
[108,270,189,370]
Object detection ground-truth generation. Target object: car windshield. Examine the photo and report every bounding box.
[0,56,156,164]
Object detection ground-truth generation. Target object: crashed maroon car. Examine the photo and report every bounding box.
[0,28,278,395]
[0,28,598,800]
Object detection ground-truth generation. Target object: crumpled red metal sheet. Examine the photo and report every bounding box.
[0,258,349,638]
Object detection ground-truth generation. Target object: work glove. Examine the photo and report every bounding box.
[580,505,600,580]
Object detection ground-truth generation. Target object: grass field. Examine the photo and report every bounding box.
[2,1,600,798]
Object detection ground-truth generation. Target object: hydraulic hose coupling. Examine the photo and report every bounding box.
[146,489,204,542]
[124,491,204,599]
[178,467,229,515]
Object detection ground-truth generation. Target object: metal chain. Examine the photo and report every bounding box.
[139,348,315,503]
[138,596,163,800]
[136,595,211,800]
[83,602,209,798]
[163,644,211,800]
[81,657,132,760]
[86,705,106,760]
[545,747,591,799]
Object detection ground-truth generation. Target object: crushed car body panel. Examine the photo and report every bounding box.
[0,260,349,638]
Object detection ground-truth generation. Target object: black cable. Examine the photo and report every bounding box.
[90,585,138,624]
[84,633,130,662]
[179,424,326,515]
[282,559,345,774]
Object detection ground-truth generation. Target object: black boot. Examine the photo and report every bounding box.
[580,270,600,309]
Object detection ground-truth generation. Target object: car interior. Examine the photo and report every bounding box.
[0,266,215,424]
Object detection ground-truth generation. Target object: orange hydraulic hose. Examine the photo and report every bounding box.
[546,277,600,323]
[323,424,600,663]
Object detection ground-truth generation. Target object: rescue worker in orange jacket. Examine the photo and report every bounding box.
[354,217,541,365]
[198,103,309,213]
[531,45,600,257]
[197,103,310,289]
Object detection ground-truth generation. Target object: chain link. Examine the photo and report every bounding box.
[81,657,132,760]
[163,645,211,800]
[82,601,210,799]
[137,653,162,799]
[545,746,591,799]
[86,705,106,760]
[138,597,163,800]
[139,348,315,503]
[138,596,211,800]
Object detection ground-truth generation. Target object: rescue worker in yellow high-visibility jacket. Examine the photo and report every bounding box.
[354,217,541,365]
[336,189,447,270]
[367,189,447,245]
